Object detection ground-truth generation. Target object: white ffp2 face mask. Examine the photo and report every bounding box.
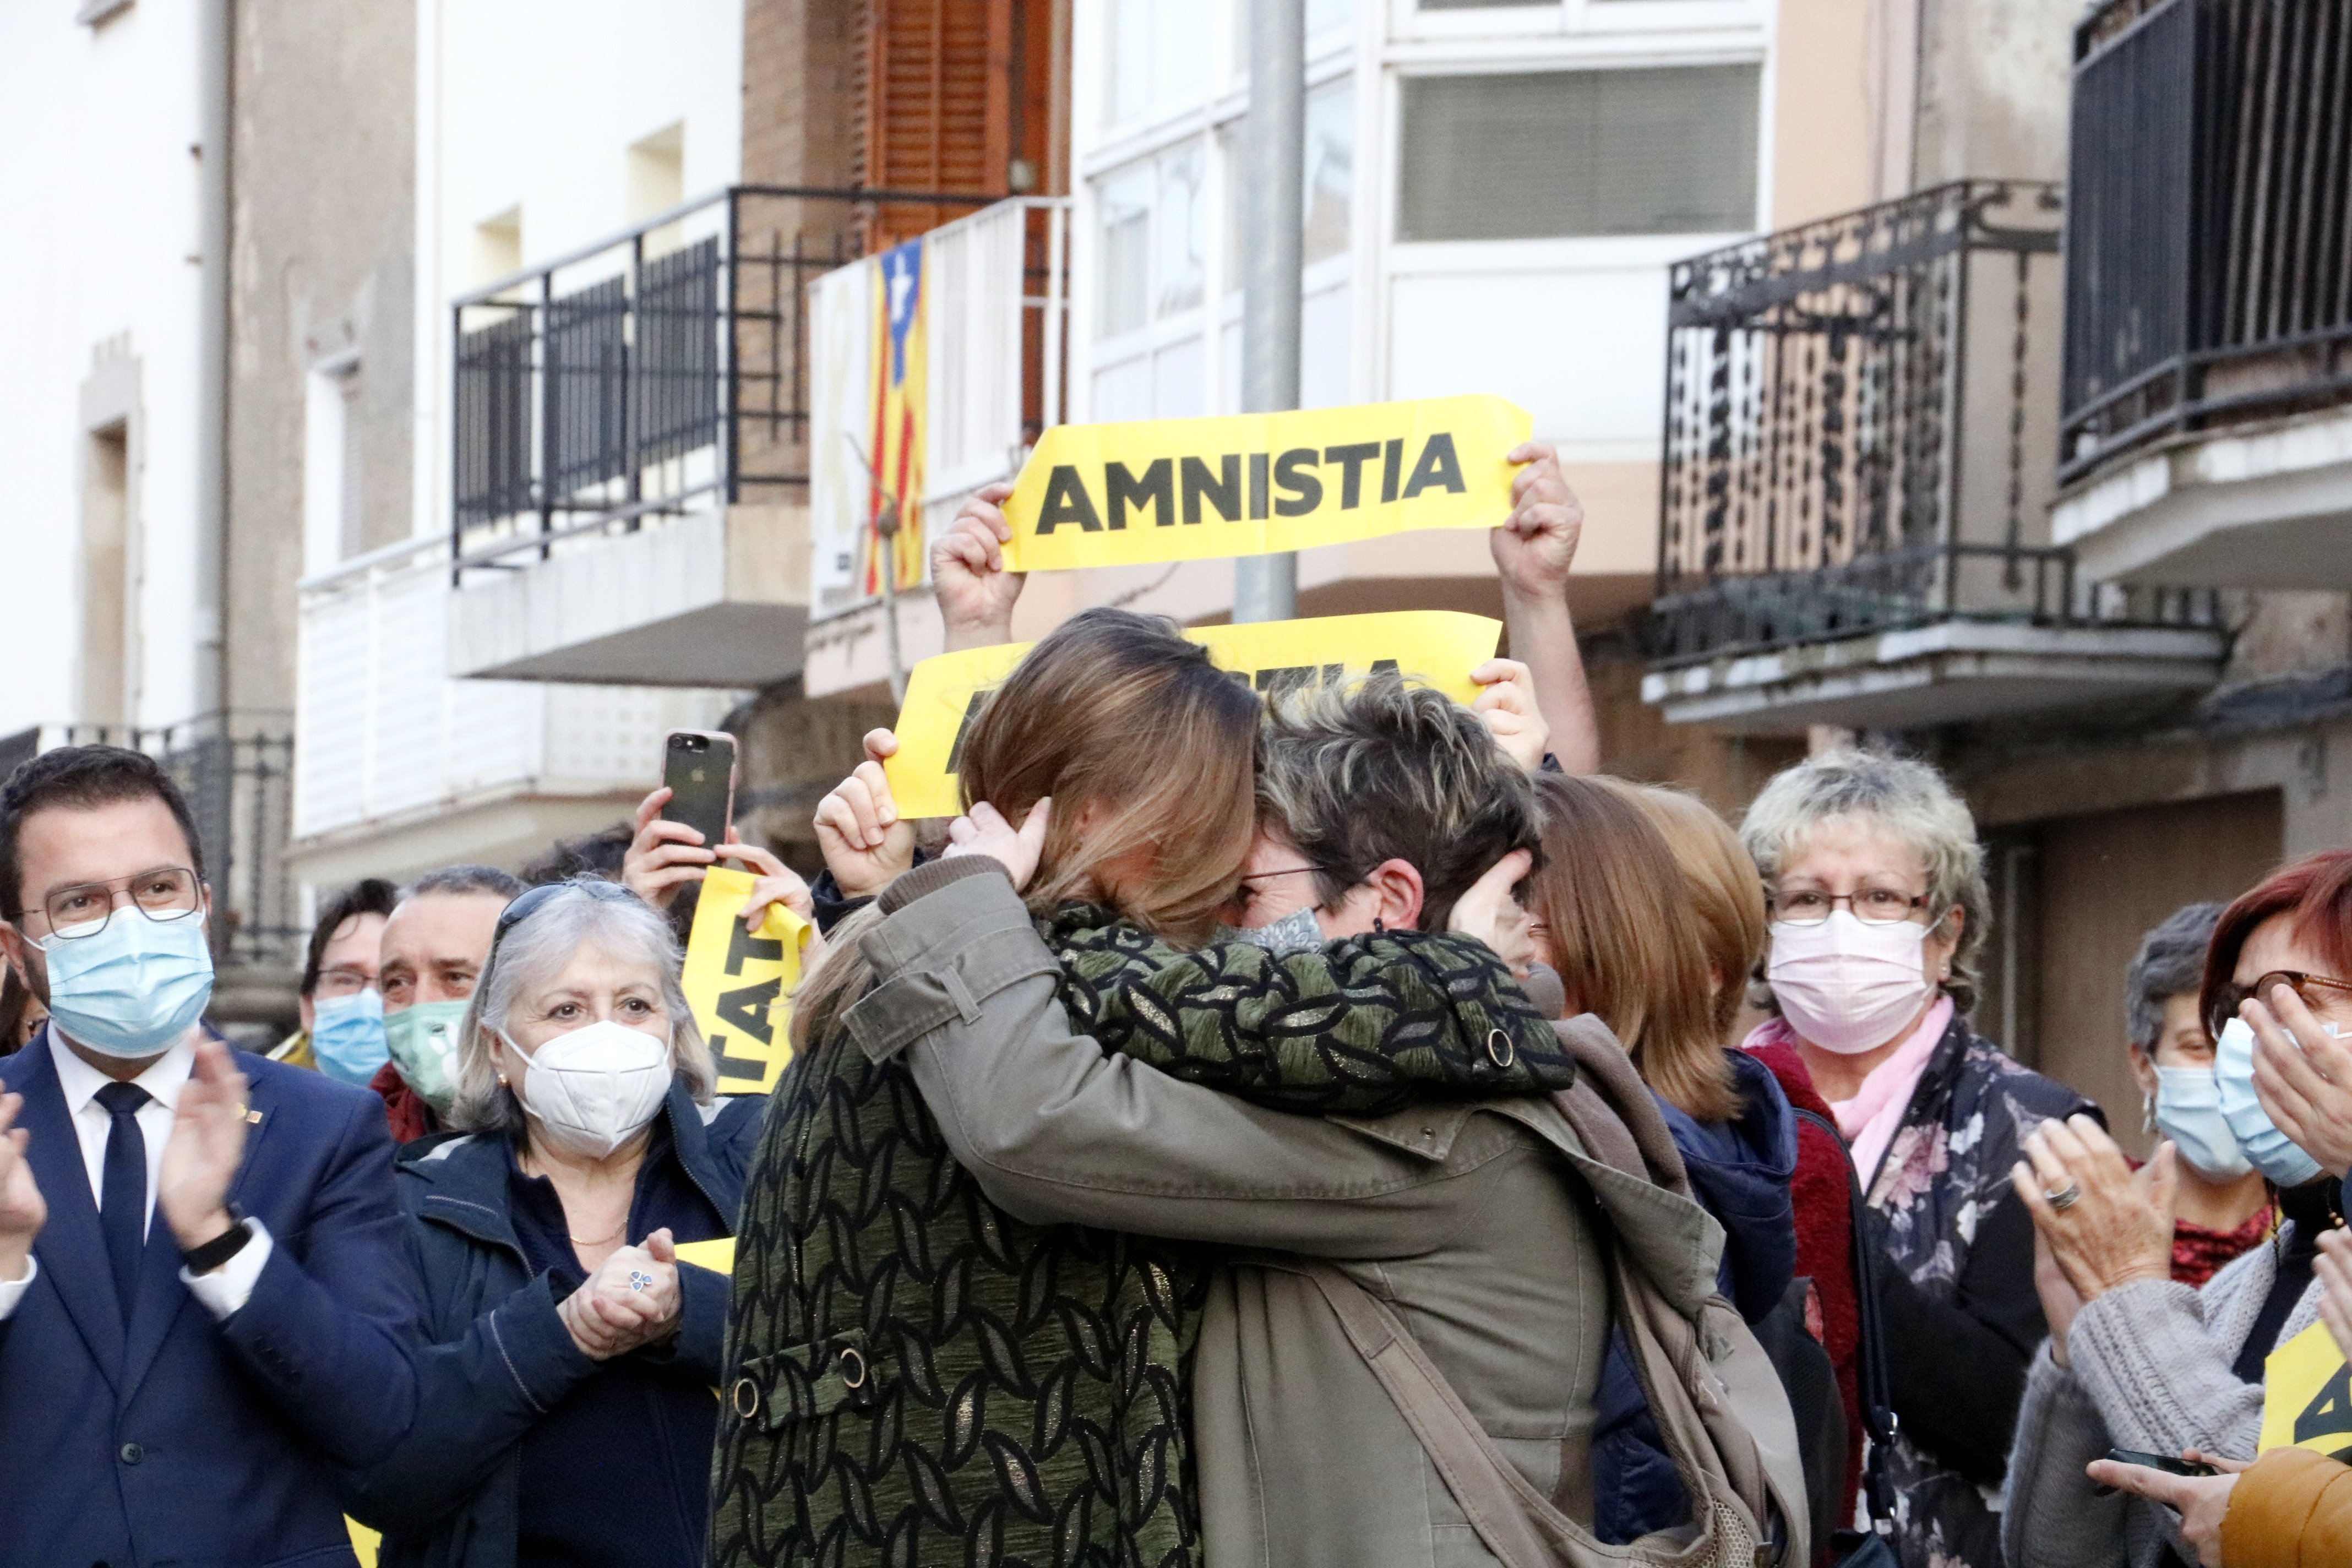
[1766,910,1937,1055]
[509,1019,674,1158]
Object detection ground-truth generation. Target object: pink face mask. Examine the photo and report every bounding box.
[1766,910,1935,1055]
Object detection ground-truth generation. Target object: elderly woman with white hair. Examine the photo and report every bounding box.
[340,879,765,1568]
[1738,750,2094,1568]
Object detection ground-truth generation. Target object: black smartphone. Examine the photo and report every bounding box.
[2105,1448,2218,1478]
[660,729,738,851]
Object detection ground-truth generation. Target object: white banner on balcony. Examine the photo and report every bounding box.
[808,199,1035,621]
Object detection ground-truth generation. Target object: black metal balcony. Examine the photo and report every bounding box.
[1653,180,2219,672]
[448,185,1004,578]
[2061,0,2352,483]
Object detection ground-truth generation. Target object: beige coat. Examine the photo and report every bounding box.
[852,870,1734,1568]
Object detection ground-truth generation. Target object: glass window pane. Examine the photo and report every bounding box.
[1396,66,1760,241]
[1149,0,1207,119]
[1157,142,1207,317]
[1303,78,1354,266]
[1419,0,1555,8]
[1308,0,1358,33]
[1109,0,1151,124]
[1098,164,1152,337]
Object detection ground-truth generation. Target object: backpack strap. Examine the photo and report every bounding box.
[1790,1105,1898,1532]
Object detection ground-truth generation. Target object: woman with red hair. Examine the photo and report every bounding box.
[2003,848,2352,1568]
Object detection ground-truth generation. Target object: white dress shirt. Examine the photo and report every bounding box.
[0,1029,273,1321]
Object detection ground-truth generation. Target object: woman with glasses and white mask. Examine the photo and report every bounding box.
[340,878,767,1568]
[1738,750,2094,1568]
[2003,850,2352,1568]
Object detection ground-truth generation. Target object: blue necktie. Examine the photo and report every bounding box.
[95,1081,152,1317]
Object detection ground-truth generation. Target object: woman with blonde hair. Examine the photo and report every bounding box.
[708,609,1579,1568]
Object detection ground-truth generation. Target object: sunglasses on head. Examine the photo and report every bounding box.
[489,878,643,957]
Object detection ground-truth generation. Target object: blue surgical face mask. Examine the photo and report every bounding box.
[2214,1016,2326,1187]
[2152,1065,2253,1182]
[384,999,469,1115]
[1217,904,1327,957]
[311,989,390,1086]
[36,910,214,1060]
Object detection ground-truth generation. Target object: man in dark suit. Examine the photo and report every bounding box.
[0,744,420,1567]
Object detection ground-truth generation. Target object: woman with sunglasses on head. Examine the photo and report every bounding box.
[1736,750,2095,1568]
[340,878,772,1568]
[2003,849,2352,1568]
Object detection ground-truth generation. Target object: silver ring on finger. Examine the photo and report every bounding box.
[2045,1182,2082,1212]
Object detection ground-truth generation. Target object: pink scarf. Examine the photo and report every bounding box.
[1742,995,1952,1183]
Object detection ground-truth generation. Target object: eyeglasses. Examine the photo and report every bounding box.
[489,877,643,956]
[1765,886,1936,929]
[2208,970,2352,1033]
[312,966,380,1001]
[10,866,202,939]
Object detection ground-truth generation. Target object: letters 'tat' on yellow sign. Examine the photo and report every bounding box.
[998,395,1533,574]
[2260,1318,2352,1460]
[881,610,1504,820]
[679,867,812,1097]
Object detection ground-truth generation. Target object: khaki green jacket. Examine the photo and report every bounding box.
[856,864,1730,1568]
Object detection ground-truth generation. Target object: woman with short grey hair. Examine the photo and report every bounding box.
[2121,901,2272,1287]
[1739,750,2094,1568]
[341,878,767,1568]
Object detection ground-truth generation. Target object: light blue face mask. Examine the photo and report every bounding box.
[2214,1016,2325,1187]
[384,999,469,1115]
[2152,1065,2253,1181]
[1216,904,1326,957]
[311,989,390,1086]
[37,910,215,1060]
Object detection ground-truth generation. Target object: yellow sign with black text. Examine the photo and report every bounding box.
[679,868,812,1096]
[998,395,1532,573]
[2259,1319,2352,1460]
[882,611,1504,820]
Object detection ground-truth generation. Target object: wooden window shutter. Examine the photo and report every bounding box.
[863,0,1014,198]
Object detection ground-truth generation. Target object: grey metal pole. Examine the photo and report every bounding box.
[193,0,234,729]
[1235,0,1304,623]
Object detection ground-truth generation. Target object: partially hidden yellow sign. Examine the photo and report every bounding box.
[2259,1319,2352,1459]
[680,867,812,1096]
[999,395,1531,573]
[883,611,1503,820]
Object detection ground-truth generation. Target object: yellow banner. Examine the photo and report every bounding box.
[679,867,812,1096]
[676,1237,738,1276]
[882,611,1503,820]
[2259,1319,2352,1458]
[998,395,1532,574]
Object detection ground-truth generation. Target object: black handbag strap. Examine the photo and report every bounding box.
[1791,1106,1897,1529]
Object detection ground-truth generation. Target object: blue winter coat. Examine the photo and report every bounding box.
[339,1082,763,1568]
[1593,1048,1798,1543]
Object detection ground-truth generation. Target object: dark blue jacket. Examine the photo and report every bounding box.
[340,1082,762,1568]
[0,1027,423,1568]
[1594,1049,1798,1544]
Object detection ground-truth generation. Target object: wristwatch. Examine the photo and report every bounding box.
[181,1205,254,1274]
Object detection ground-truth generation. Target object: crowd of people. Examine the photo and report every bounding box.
[0,443,2348,1568]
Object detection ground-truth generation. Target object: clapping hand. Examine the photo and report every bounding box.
[159,1038,251,1257]
[814,730,918,899]
[558,1228,682,1360]
[0,1092,45,1283]
[933,483,1025,653]
[941,799,1052,894]
[2012,1115,2176,1305]
[2246,983,2352,1178]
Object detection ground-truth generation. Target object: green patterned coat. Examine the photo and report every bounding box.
[707,861,1572,1568]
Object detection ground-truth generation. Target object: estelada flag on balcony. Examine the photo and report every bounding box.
[881,611,1502,819]
[858,237,928,596]
[679,867,813,1096]
[998,394,1532,574]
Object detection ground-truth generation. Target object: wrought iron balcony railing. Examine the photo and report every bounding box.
[448,184,1020,579]
[1653,180,2220,667]
[2062,0,2352,482]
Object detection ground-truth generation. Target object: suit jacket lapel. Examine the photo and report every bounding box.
[14,1032,126,1383]
[118,1053,276,1404]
